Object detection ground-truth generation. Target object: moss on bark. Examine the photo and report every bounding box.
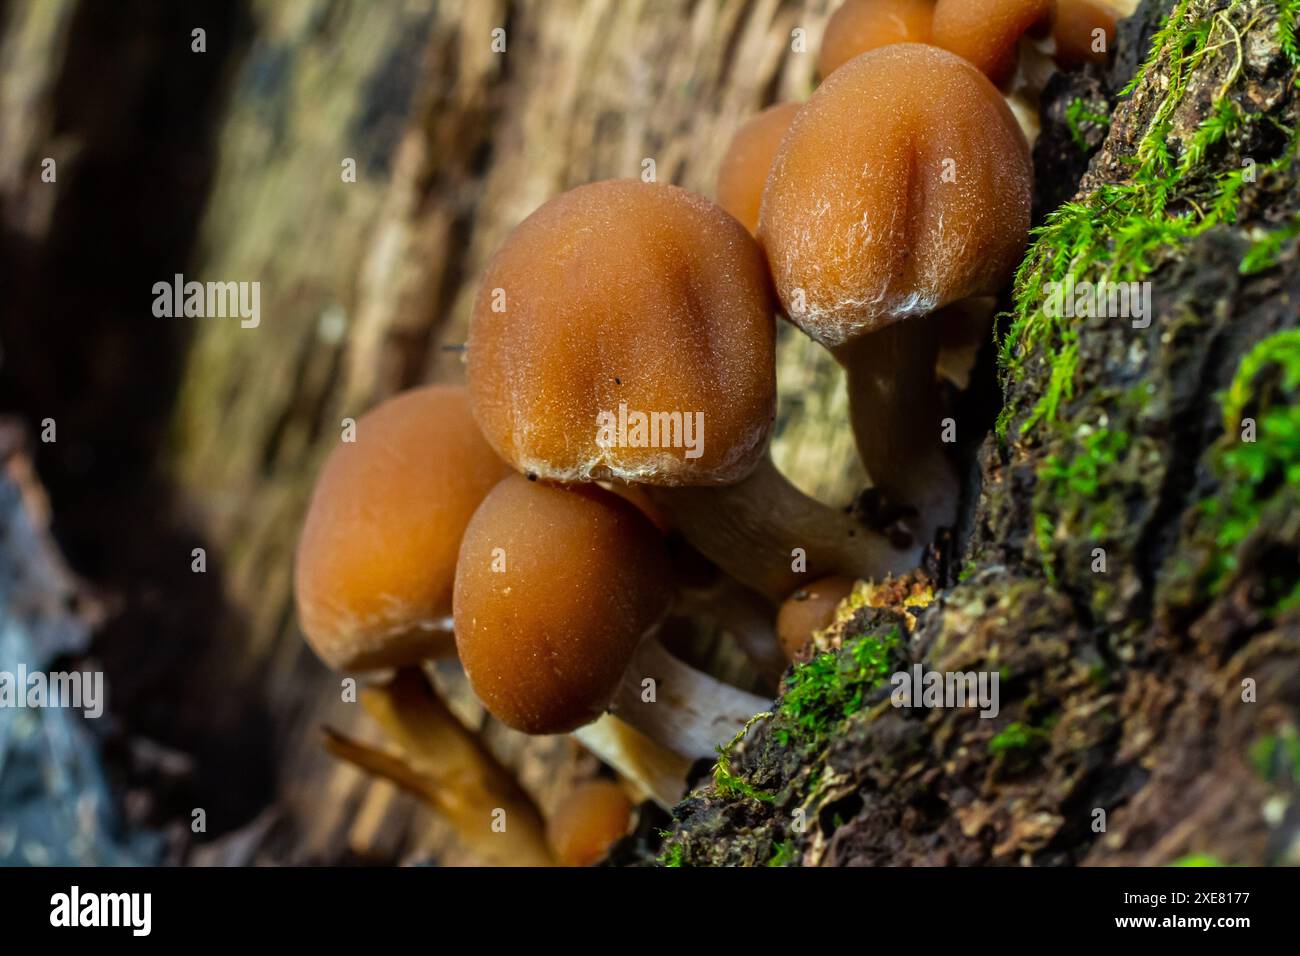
[665,0,1300,868]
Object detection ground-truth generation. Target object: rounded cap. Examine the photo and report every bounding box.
[1052,0,1117,67]
[817,0,935,79]
[453,474,672,734]
[716,102,802,235]
[759,44,1031,347]
[932,0,1052,87]
[468,180,776,486]
[294,385,510,671]
[547,779,634,866]
[776,575,856,660]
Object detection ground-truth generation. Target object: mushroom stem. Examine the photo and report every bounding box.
[675,578,786,682]
[833,317,960,550]
[324,668,554,866]
[647,455,918,601]
[571,715,693,809]
[608,638,773,759]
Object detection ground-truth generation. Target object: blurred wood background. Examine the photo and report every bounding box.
[0,0,867,863]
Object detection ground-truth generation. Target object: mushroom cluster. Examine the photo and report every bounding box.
[293,0,1135,865]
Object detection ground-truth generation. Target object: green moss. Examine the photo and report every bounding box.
[701,630,905,811]
[1066,97,1111,151]
[1240,211,1300,274]
[712,712,776,803]
[997,2,1299,441]
[988,720,1051,755]
[1248,725,1300,784]
[657,841,685,868]
[1222,329,1300,422]
[1031,425,1131,580]
[773,627,905,750]
[767,841,796,867]
[1281,0,1300,66]
[1034,512,1059,584]
[1041,427,1130,501]
[1196,330,1300,598]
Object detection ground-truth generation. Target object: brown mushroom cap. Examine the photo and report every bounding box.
[931,0,1053,87]
[467,179,776,487]
[817,0,935,79]
[776,575,856,660]
[716,102,802,235]
[1053,0,1118,67]
[294,385,509,671]
[547,779,634,866]
[759,43,1031,348]
[453,474,672,735]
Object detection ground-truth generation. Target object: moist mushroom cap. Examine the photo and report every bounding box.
[716,102,802,235]
[776,575,856,660]
[1053,0,1118,67]
[294,385,509,671]
[759,43,1031,347]
[453,474,672,735]
[547,779,634,866]
[468,180,776,487]
[931,0,1053,87]
[817,0,935,79]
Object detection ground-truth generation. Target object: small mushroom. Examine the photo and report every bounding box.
[468,181,773,488]
[760,44,1031,546]
[817,0,935,79]
[295,385,509,670]
[467,179,915,599]
[776,575,857,661]
[453,474,770,757]
[1053,0,1132,68]
[716,102,802,235]
[546,779,634,867]
[931,0,1053,88]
